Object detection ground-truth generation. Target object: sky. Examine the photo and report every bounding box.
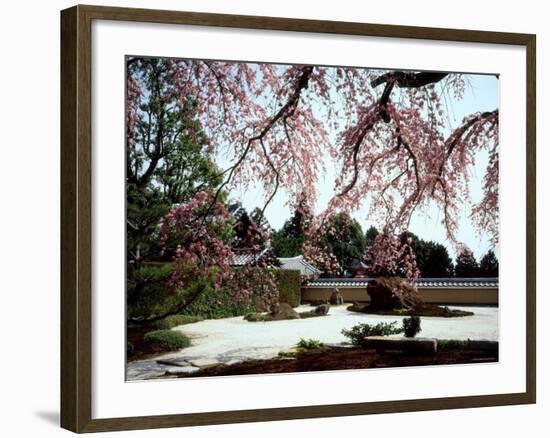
[216,69,499,260]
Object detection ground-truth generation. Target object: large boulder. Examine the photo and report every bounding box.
[270,302,300,320]
[367,277,424,311]
[347,277,474,317]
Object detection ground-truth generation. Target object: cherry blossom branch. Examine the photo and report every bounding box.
[338,72,447,197]
[437,109,499,179]
[207,66,314,215]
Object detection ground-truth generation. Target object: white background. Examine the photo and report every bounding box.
[0,0,546,436]
[93,20,525,419]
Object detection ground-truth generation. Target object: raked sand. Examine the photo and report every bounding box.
[127,305,498,380]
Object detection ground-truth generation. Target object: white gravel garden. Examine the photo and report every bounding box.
[127,304,498,381]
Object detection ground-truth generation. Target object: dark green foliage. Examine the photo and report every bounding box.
[182,267,279,319]
[479,250,499,277]
[437,339,498,351]
[296,338,326,352]
[143,329,191,351]
[271,230,304,258]
[127,263,173,320]
[126,59,222,264]
[402,316,422,338]
[399,231,454,277]
[271,200,310,257]
[274,269,301,307]
[437,339,473,350]
[365,225,379,248]
[126,57,224,320]
[421,242,454,277]
[127,263,219,321]
[455,249,479,277]
[182,286,256,319]
[127,342,134,355]
[320,212,366,274]
[341,321,403,346]
[153,314,203,330]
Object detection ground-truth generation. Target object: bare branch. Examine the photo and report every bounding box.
[371,71,448,89]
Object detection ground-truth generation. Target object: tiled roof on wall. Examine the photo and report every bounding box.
[306,277,499,289]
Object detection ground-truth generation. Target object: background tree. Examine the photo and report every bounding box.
[232,209,264,252]
[366,230,418,278]
[272,211,304,257]
[127,58,500,283]
[145,60,499,278]
[421,242,454,277]
[399,231,454,277]
[479,250,499,277]
[365,225,379,248]
[126,58,225,320]
[126,57,222,268]
[319,212,366,274]
[454,248,479,277]
[271,197,312,257]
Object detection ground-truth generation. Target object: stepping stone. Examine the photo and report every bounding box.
[156,358,191,367]
[189,358,221,368]
[165,366,200,376]
[126,360,167,381]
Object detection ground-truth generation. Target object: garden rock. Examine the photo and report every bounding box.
[367,277,424,311]
[156,358,192,367]
[189,358,221,368]
[314,304,330,315]
[348,278,473,317]
[270,302,300,320]
[165,365,200,376]
[330,288,344,305]
[126,360,168,380]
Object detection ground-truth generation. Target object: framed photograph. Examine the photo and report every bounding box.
[60,4,536,433]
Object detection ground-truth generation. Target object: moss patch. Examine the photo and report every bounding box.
[143,329,191,351]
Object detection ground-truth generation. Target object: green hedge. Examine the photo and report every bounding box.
[143,329,190,351]
[129,266,301,321]
[181,286,255,319]
[274,269,301,307]
[153,314,203,330]
[183,267,279,319]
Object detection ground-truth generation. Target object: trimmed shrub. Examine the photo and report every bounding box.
[341,321,403,346]
[402,316,422,338]
[274,269,301,307]
[297,338,326,352]
[143,329,190,351]
[153,314,203,330]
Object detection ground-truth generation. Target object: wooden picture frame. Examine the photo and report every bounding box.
[60,4,536,433]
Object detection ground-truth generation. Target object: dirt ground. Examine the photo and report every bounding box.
[127,326,166,361]
[177,345,499,378]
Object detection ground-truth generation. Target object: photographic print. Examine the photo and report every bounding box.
[125,56,500,381]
